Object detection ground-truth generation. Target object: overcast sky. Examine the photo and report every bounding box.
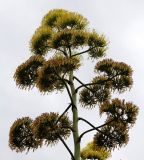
[0,0,144,160]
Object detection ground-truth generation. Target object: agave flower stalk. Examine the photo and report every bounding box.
[9,9,139,160]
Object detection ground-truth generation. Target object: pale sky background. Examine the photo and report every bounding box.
[0,0,144,160]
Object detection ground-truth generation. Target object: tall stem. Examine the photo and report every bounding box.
[69,71,80,160]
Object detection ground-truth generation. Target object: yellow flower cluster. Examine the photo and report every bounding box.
[36,55,81,93]
[81,142,110,160]
[14,55,45,89]
[30,9,107,58]
[9,112,72,152]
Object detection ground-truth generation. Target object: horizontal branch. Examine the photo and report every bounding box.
[76,82,99,92]
[75,73,122,93]
[71,47,95,57]
[74,76,94,93]
[78,117,114,141]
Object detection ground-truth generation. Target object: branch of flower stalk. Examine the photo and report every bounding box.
[78,117,102,132]
[78,117,114,141]
[55,103,72,124]
[74,73,124,92]
[58,48,68,56]
[75,76,107,92]
[68,46,72,57]
[74,76,94,93]
[54,70,77,110]
[61,70,73,85]
[63,80,76,108]
[58,135,75,160]
[62,70,68,79]
[46,44,68,56]
[54,47,68,57]
[79,128,96,141]
[76,82,102,92]
[71,46,96,57]
[63,78,72,85]
[54,71,74,106]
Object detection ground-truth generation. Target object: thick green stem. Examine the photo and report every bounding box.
[69,72,80,160]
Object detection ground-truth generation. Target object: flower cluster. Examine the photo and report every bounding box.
[9,112,72,152]
[88,31,107,58]
[94,122,129,150]
[100,98,139,127]
[51,30,89,49]
[9,117,42,152]
[95,59,132,76]
[30,9,89,55]
[92,98,138,150]
[29,9,107,59]
[32,112,72,145]
[14,54,80,92]
[30,26,52,55]
[41,9,88,30]
[79,76,110,109]
[14,55,45,89]
[95,59,133,92]
[79,58,133,109]
[81,142,110,160]
[36,55,81,92]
